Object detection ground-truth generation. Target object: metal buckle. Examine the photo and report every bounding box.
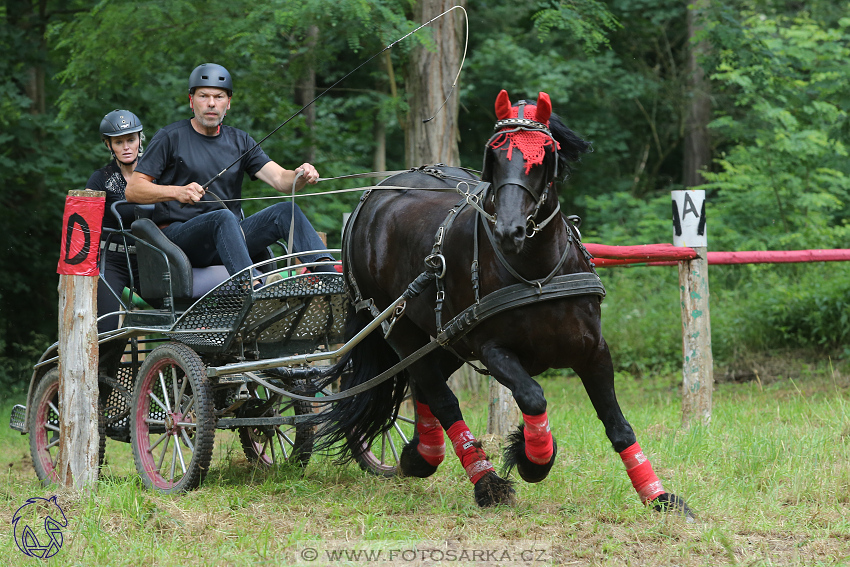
[384,300,406,339]
[424,254,447,279]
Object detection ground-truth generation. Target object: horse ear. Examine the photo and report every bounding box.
[536,92,552,124]
[495,89,512,120]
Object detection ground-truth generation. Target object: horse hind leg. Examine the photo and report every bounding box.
[405,416,515,508]
[398,400,445,478]
[573,340,695,519]
[401,354,515,507]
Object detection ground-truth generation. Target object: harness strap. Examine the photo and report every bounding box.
[256,272,603,405]
[428,181,491,330]
[244,337,444,404]
[480,213,573,289]
[437,272,605,346]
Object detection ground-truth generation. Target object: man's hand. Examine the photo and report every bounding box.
[294,163,320,191]
[255,161,320,194]
[177,182,206,204]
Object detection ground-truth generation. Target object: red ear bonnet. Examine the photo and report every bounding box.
[489,89,558,175]
[495,89,512,120]
[535,92,551,125]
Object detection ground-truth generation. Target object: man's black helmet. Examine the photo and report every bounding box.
[100,109,143,139]
[189,63,233,96]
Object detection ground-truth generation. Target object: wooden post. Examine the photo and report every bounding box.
[672,190,713,426]
[56,190,105,490]
[486,378,521,436]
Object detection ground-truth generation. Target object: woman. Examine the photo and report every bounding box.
[86,109,144,333]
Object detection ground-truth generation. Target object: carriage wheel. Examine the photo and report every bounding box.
[238,381,315,467]
[352,392,416,477]
[28,368,106,486]
[130,343,214,494]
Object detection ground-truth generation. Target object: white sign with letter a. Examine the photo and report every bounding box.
[672,190,707,247]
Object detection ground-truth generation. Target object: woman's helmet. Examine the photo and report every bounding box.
[100,109,143,140]
[188,63,233,96]
[99,109,144,161]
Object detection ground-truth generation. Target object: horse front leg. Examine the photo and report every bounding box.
[403,353,516,507]
[477,344,558,484]
[572,338,694,519]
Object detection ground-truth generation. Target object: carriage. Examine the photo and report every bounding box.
[10,90,692,516]
[8,201,412,493]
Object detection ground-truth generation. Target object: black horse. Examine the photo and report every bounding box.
[316,90,692,515]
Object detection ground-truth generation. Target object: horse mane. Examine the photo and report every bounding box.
[549,112,592,180]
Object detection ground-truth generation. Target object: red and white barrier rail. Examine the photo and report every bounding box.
[584,244,850,267]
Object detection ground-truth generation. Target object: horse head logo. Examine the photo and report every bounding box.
[11,495,68,559]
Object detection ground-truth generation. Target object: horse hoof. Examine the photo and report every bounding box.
[398,438,439,478]
[651,493,696,522]
[474,471,516,507]
[502,425,558,483]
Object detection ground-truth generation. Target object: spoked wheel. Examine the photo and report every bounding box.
[352,392,416,477]
[131,343,214,493]
[238,380,315,467]
[28,367,106,486]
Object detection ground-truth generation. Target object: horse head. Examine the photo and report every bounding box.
[482,90,590,255]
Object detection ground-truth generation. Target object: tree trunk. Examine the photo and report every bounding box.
[294,24,318,164]
[373,52,399,172]
[447,363,483,394]
[404,0,464,167]
[373,119,386,172]
[683,0,711,187]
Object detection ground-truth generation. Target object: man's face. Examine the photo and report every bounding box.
[190,87,231,128]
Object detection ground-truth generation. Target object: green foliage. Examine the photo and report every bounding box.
[701,7,850,252]
[599,267,682,376]
[533,0,622,53]
[731,263,850,351]
[462,0,690,215]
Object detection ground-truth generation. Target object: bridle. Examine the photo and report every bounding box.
[482,113,561,238]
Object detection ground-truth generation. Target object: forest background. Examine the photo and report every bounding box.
[1,0,849,396]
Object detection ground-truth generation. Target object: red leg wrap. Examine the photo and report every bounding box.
[415,401,445,466]
[446,421,494,484]
[522,412,554,465]
[620,442,665,503]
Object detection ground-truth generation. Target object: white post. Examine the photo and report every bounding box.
[672,189,713,427]
[56,190,104,490]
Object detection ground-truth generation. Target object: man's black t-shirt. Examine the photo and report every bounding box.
[86,159,134,232]
[135,119,272,225]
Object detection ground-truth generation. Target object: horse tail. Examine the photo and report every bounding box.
[311,307,410,462]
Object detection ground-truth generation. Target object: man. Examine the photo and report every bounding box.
[126,62,336,278]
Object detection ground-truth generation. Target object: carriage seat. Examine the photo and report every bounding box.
[131,214,230,302]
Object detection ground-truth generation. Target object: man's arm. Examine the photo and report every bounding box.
[125,171,206,204]
[254,161,319,194]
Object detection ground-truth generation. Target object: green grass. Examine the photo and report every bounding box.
[1,366,849,566]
